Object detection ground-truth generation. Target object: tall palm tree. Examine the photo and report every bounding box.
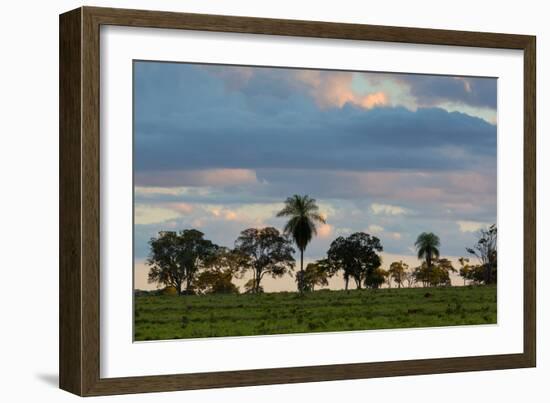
[415,232,440,287]
[277,195,326,293]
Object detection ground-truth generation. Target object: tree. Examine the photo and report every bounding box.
[326,232,383,290]
[243,278,263,294]
[276,195,326,293]
[205,247,250,276]
[366,267,388,289]
[388,260,409,288]
[195,248,248,294]
[195,270,239,294]
[298,260,330,291]
[458,257,485,285]
[234,227,295,293]
[458,257,472,285]
[413,258,455,287]
[147,229,218,295]
[414,232,440,287]
[466,224,497,284]
[403,270,416,288]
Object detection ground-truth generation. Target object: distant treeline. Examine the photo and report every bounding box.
[145,195,497,295]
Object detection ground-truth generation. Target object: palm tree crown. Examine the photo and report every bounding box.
[276,195,326,291]
[415,232,440,269]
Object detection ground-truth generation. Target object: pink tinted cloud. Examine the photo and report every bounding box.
[293,70,388,109]
[165,202,194,214]
[346,170,494,201]
[317,223,333,238]
[135,168,258,187]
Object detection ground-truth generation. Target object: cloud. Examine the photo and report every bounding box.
[367,224,384,233]
[371,203,408,216]
[457,220,489,233]
[135,169,258,187]
[134,62,496,175]
[134,205,180,225]
[317,223,334,238]
[293,70,388,109]
[134,186,186,196]
[132,62,497,262]
[166,202,194,214]
[391,74,497,110]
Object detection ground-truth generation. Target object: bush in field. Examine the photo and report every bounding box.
[195,269,239,294]
[413,258,456,287]
[297,261,330,292]
[458,257,488,285]
[243,279,263,294]
[162,286,178,296]
[365,267,389,289]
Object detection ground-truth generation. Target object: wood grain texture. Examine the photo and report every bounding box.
[59,6,537,396]
[59,8,82,396]
[523,38,536,367]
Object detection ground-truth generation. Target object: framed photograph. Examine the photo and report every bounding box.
[59,6,536,396]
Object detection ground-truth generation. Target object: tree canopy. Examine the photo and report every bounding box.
[194,247,248,294]
[414,232,441,287]
[234,227,295,293]
[389,261,409,288]
[276,194,326,293]
[298,260,330,292]
[466,224,497,284]
[147,229,218,295]
[326,232,383,290]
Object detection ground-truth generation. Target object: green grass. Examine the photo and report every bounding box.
[134,285,496,341]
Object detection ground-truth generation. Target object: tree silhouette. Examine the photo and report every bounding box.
[414,232,440,287]
[466,224,497,284]
[298,261,330,291]
[147,230,218,295]
[276,195,326,293]
[413,258,455,287]
[195,247,248,294]
[389,260,409,288]
[458,257,474,286]
[234,227,295,293]
[326,232,383,290]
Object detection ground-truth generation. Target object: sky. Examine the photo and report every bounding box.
[133,61,497,291]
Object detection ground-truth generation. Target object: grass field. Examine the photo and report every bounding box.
[134,285,497,341]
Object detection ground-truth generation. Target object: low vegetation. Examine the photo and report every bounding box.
[134,285,497,341]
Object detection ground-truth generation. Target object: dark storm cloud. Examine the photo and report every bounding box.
[134,62,496,178]
[393,74,497,109]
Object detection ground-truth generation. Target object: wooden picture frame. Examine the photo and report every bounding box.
[59,6,536,396]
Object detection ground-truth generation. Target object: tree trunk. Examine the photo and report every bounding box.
[299,249,304,294]
[427,255,432,287]
[484,263,491,284]
[185,277,192,294]
[255,269,261,293]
